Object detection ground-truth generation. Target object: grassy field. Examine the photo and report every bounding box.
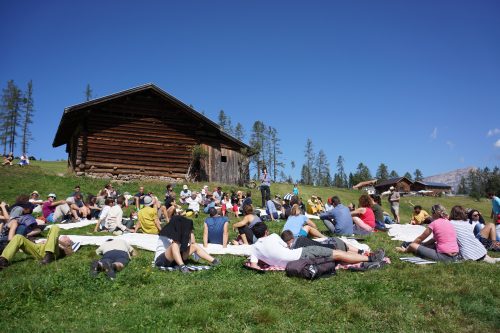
[0,163,498,332]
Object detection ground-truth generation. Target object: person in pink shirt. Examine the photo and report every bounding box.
[396,204,459,262]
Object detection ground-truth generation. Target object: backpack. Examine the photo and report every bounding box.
[285,257,336,280]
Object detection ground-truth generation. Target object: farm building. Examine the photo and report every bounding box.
[411,181,452,195]
[374,177,413,194]
[52,84,251,184]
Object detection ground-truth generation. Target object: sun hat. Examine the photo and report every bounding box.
[48,193,57,198]
[389,186,395,190]
[31,190,39,196]
[143,196,153,206]
[183,185,189,190]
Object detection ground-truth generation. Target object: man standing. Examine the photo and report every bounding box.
[388,186,400,224]
[260,167,271,208]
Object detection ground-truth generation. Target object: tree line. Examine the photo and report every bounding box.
[0,80,35,156]
[457,167,500,200]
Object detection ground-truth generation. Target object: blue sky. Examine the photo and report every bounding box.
[1,1,499,180]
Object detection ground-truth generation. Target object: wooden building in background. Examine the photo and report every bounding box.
[52,84,251,184]
[411,181,452,195]
[374,177,413,194]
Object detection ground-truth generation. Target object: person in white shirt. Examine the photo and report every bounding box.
[180,185,191,204]
[94,198,113,232]
[185,192,202,217]
[105,196,135,235]
[249,222,385,269]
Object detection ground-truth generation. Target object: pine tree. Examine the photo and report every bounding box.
[268,126,284,182]
[85,84,93,101]
[376,163,389,180]
[348,172,354,188]
[403,172,413,181]
[414,169,424,181]
[21,80,34,155]
[315,149,331,186]
[352,163,372,185]
[234,122,245,141]
[249,121,266,178]
[457,176,467,195]
[1,80,22,154]
[218,110,234,135]
[301,139,315,185]
[333,155,347,188]
[389,170,399,178]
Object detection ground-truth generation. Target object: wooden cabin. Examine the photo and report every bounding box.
[374,177,413,194]
[52,84,251,184]
[411,181,452,195]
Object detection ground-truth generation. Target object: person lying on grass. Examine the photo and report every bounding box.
[0,225,73,269]
[231,204,262,245]
[396,204,460,262]
[91,239,137,279]
[203,207,229,248]
[280,229,368,256]
[448,205,499,264]
[249,222,385,269]
[282,204,326,239]
[154,213,220,273]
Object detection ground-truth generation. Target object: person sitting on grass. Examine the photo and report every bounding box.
[135,196,161,235]
[154,214,220,273]
[29,191,44,214]
[283,204,326,239]
[0,225,74,269]
[203,193,217,214]
[319,196,353,235]
[19,154,29,166]
[468,210,500,251]
[396,204,460,262]
[280,229,368,256]
[94,198,113,232]
[105,196,135,235]
[265,194,280,221]
[2,152,14,166]
[180,185,191,204]
[249,222,385,269]
[240,191,252,212]
[370,194,394,226]
[66,192,90,222]
[350,194,376,235]
[134,186,146,211]
[185,192,202,218]
[203,207,229,248]
[231,204,262,245]
[42,193,71,223]
[91,239,137,279]
[410,205,431,225]
[448,205,499,264]
[160,192,182,223]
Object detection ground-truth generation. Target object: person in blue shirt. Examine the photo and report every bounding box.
[282,204,326,238]
[319,196,354,235]
[265,195,279,221]
[203,207,229,248]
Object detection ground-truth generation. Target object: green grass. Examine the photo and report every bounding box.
[0,162,499,332]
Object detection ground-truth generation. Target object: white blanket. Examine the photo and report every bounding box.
[45,219,97,230]
[255,208,319,220]
[386,224,429,242]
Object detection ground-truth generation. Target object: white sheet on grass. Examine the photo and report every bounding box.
[45,219,97,230]
[386,224,428,242]
[255,208,319,220]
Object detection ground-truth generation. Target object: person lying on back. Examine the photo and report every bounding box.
[249,222,384,269]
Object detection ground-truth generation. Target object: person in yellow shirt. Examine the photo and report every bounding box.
[410,205,431,225]
[135,196,161,234]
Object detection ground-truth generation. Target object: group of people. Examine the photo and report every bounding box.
[2,152,30,166]
[0,180,499,277]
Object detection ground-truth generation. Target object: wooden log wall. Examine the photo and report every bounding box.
[70,90,247,182]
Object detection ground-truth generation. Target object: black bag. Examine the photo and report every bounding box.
[285,257,336,280]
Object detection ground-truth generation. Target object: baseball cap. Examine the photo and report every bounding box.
[183,185,188,190]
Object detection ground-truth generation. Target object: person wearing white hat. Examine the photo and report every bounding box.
[29,191,44,214]
[42,194,72,223]
[180,185,191,204]
[135,196,161,234]
[388,186,400,223]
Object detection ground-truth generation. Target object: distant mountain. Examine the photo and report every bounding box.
[422,167,476,192]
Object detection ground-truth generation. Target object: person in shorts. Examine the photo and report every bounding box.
[90,239,137,279]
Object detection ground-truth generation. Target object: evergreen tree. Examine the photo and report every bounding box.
[21,80,34,155]
[267,126,284,182]
[333,155,347,188]
[234,122,245,141]
[352,162,372,185]
[457,176,467,195]
[249,121,266,178]
[403,172,413,181]
[218,110,234,135]
[414,169,424,181]
[315,149,331,186]
[85,84,93,101]
[301,138,315,185]
[389,170,399,178]
[376,163,389,180]
[1,80,22,154]
[348,172,354,188]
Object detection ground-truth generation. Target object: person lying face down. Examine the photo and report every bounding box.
[249,222,384,269]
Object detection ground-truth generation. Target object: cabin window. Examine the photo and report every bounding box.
[221,156,227,163]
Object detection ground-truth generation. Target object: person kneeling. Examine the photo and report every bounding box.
[154,214,220,273]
